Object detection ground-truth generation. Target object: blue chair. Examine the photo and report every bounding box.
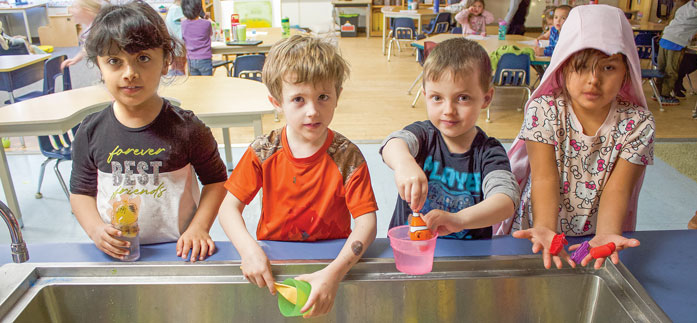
[450,26,462,34]
[491,53,532,122]
[634,31,659,60]
[422,12,451,36]
[387,18,418,62]
[233,54,265,82]
[36,125,79,200]
[5,55,71,104]
[639,35,665,111]
[233,54,274,121]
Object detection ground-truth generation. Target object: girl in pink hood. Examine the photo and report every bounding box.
[501,5,655,270]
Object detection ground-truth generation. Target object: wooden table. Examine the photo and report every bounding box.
[211,27,303,56]
[0,2,49,41]
[412,34,551,65]
[630,21,667,32]
[381,7,437,55]
[332,0,371,39]
[0,77,274,224]
[0,54,50,103]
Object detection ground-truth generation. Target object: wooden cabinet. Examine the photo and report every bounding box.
[38,15,78,48]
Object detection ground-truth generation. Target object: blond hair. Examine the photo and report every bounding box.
[72,0,108,14]
[423,38,491,91]
[262,34,349,102]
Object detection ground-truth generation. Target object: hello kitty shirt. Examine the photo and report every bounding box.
[512,95,654,236]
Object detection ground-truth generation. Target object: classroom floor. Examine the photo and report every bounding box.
[1,35,696,246]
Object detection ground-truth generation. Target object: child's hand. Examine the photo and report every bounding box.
[512,227,575,269]
[296,267,341,318]
[240,248,276,295]
[423,209,462,236]
[533,46,544,56]
[568,234,640,269]
[90,222,130,260]
[480,31,486,37]
[177,226,215,262]
[394,162,428,212]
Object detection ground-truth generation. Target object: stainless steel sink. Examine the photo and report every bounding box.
[0,256,669,322]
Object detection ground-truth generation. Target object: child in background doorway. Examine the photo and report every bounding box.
[181,0,212,75]
[455,0,494,36]
[70,1,227,261]
[534,5,571,57]
[504,5,653,270]
[381,38,519,240]
[61,0,109,70]
[218,35,378,318]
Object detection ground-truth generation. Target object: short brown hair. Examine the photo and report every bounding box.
[556,48,629,98]
[263,34,349,102]
[423,38,492,91]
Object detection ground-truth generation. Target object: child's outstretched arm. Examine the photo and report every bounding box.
[219,192,276,295]
[512,141,575,269]
[537,30,551,41]
[570,159,642,269]
[71,194,130,260]
[177,181,226,262]
[382,138,428,212]
[296,212,377,318]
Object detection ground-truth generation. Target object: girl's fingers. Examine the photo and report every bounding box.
[190,241,200,262]
[180,240,191,260]
[207,240,215,256]
[176,238,183,256]
[542,252,552,269]
[198,240,208,260]
[594,257,606,270]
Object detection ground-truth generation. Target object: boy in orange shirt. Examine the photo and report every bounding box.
[219,35,378,318]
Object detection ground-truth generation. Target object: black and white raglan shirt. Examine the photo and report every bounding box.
[70,100,228,244]
[381,121,520,240]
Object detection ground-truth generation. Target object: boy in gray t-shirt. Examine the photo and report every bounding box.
[380,38,520,240]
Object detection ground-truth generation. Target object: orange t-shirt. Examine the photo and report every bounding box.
[224,128,378,241]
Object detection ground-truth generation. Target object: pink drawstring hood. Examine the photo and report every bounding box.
[494,5,647,235]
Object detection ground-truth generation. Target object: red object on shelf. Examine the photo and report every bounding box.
[590,242,616,259]
[549,233,568,256]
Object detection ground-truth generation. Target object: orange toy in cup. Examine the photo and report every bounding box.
[409,213,432,240]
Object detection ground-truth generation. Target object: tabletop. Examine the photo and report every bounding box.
[211,27,302,55]
[0,76,273,136]
[412,34,550,62]
[331,0,371,5]
[0,54,50,72]
[630,21,667,32]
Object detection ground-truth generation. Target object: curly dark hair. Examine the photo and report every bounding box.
[84,1,181,67]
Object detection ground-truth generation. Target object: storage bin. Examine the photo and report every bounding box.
[339,13,359,37]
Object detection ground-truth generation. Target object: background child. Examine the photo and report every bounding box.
[218,35,378,318]
[181,0,212,75]
[455,0,494,36]
[70,1,228,261]
[653,0,697,106]
[381,38,519,239]
[61,0,108,70]
[165,0,186,75]
[538,6,556,40]
[534,5,571,57]
[504,5,653,270]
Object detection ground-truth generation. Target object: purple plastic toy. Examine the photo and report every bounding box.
[571,241,591,264]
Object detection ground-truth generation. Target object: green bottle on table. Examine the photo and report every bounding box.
[282,17,290,38]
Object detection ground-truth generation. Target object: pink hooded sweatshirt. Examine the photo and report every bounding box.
[493,5,651,236]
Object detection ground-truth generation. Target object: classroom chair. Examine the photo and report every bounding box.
[233,54,265,82]
[233,54,275,121]
[410,41,438,108]
[639,35,665,111]
[36,125,79,200]
[450,27,462,34]
[421,12,451,36]
[387,18,418,62]
[491,53,531,122]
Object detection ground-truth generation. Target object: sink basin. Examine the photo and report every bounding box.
[0,256,669,322]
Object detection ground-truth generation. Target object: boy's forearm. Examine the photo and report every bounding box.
[70,193,105,240]
[323,213,377,279]
[382,139,416,172]
[218,193,261,258]
[188,182,226,232]
[456,193,515,229]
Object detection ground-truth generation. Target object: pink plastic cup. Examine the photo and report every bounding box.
[388,225,438,275]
